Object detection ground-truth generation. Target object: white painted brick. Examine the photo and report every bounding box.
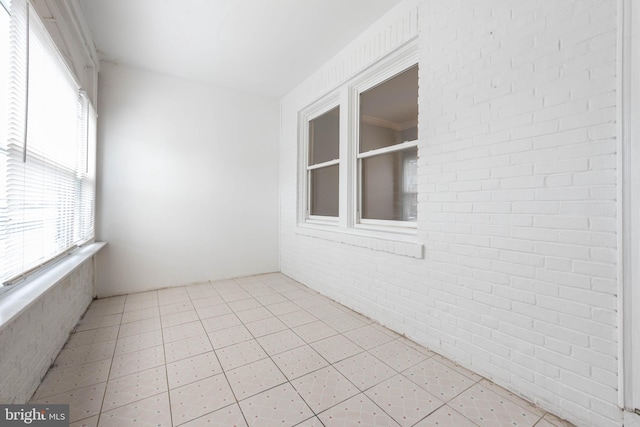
[0,259,95,403]
[533,158,588,175]
[279,1,621,426]
[533,215,589,230]
[535,268,590,289]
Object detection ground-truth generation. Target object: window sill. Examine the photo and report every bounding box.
[0,242,106,329]
[295,224,423,258]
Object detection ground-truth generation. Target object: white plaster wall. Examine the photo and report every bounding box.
[280,1,621,426]
[96,63,280,297]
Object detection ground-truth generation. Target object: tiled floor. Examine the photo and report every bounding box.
[31,273,575,427]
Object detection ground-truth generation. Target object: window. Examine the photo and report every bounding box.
[299,43,418,234]
[0,0,97,288]
[357,65,418,224]
[308,106,339,218]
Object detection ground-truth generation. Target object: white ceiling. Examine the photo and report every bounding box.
[79,0,403,98]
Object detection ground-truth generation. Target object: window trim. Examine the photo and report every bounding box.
[299,91,341,225]
[350,41,419,231]
[297,38,422,247]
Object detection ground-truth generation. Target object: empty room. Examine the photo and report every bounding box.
[0,0,638,426]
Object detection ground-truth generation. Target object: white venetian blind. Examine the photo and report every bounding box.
[0,0,96,286]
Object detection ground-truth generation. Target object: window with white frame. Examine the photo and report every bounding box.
[307,106,340,219]
[0,0,97,289]
[299,43,418,233]
[357,64,418,225]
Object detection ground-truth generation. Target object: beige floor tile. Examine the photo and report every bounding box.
[432,354,483,381]
[239,383,313,427]
[31,273,572,427]
[196,303,233,319]
[191,295,226,309]
[293,320,338,343]
[265,301,300,316]
[114,329,163,355]
[120,307,160,324]
[365,375,444,426]
[33,359,111,399]
[220,290,253,302]
[292,366,359,414]
[228,297,262,312]
[180,403,248,427]
[226,358,287,400]
[255,293,288,305]
[65,326,120,349]
[184,283,217,300]
[75,313,123,332]
[109,345,165,379]
[344,324,397,350]
[449,384,540,427]
[281,289,313,301]
[161,320,206,343]
[117,317,162,338]
[402,358,477,401]
[272,345,329,380]
[244,316,288,337]
[257,329,305,355]
[161,309,199,328]
[125,291,158,303]
[158,300,194,316]
[293,295,332,310]
[98,392,171,427]
[69,415,99,427]
[166,350,222,389]
[322,313,368,333]
[294,416,325,426]
[169,374,235,425]
[310,334,363,364]
[479,378,546,418]
[369,339,430,371]
[317,393,401,427]
[334,352,397,391]
[123,298,158,313]
[277,309,317,328]
[216,339,268,371]
[102,366,167,411]
[164,333,213,363]
[53,340,116,369]
[158,291,190,307]
[538,412,577,426]
[201,313,243,332]
[31,381,106,422]
[235,306,273,323]
[207,324,253,349]
[413,405,479,426]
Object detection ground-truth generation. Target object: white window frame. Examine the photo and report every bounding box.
[298,39,419,237]
[299,91,341,225]
[351,56,419,231]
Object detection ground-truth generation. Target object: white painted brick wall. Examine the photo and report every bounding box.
[0,259,95,403]
[280,0,620,426]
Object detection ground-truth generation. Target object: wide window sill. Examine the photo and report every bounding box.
[0,242,106,329]
[296,223,423,258]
